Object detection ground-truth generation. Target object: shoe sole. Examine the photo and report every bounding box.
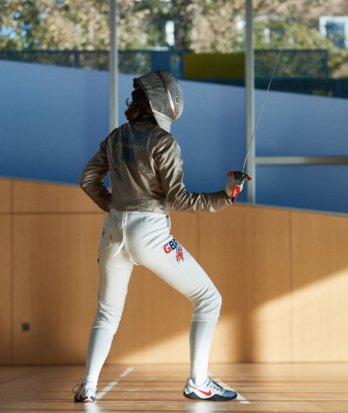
[74,397,96,403]
[183,391,238,401]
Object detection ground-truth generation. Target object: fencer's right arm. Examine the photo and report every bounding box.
[154,134,232,213]
[79,138,111,212]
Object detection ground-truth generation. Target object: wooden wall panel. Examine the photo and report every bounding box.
[291,211,348,361]
[3,177,348,365]
[0,179,12,212]
[13,180,100,213]
[12,214,104,364]
[0,215,12,364]
[195,206,249,362]
[197,205,292,362]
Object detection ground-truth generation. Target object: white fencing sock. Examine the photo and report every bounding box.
[189,319,218,386]
[84,327,114,387]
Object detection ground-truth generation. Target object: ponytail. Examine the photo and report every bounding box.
[125,87,154,122]
[125,100,142,122]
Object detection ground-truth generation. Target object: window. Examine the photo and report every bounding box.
[320,16,348,48]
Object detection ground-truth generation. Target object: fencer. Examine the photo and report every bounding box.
[74,71,244,402]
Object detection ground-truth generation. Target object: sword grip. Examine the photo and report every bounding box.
[231,184,241,203]
[227,170,252,203]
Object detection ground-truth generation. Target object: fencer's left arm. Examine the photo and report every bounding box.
[154,135,232,212]
[79,138,111,212]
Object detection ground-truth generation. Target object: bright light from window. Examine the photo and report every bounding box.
[166,20,175,47]
[320,16,348,48]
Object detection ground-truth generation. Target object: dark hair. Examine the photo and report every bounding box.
[125,86,154,122]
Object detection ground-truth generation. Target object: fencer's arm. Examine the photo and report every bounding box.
[79,139,111,212]
[154,135,232,213]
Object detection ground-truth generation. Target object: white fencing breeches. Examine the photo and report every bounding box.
[85,210,222,387]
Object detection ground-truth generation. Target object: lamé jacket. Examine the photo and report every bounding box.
[80,120,232,214]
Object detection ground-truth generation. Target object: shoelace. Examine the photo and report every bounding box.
[207,379,225,393]
[72,379,84,394]
[72,381,96,397]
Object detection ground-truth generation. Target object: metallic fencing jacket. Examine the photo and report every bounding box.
[80,120,232,214]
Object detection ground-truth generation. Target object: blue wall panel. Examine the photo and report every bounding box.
[0,60,347,214]
[255,89,348,156]
[172,80,246,197]
[256,164,348,214]
[0,61,109,184]
[0,61,246,199]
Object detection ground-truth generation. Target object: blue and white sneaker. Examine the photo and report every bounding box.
[183,377,238,401]
[73,382,96,403]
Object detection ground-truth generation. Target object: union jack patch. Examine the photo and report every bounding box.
[176,244,184,262]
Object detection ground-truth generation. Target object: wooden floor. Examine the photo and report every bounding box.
[0,363,348,412]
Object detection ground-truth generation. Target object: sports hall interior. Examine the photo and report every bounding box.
[1,1,348,412]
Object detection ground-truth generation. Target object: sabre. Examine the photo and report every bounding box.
[228,49,283,202]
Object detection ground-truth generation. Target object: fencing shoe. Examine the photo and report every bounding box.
[183,377,238,401]
[73,382,96,403]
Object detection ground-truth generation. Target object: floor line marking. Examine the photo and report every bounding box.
[209,372,250,405]
[236,392,251,404]
[96,366,134,401]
